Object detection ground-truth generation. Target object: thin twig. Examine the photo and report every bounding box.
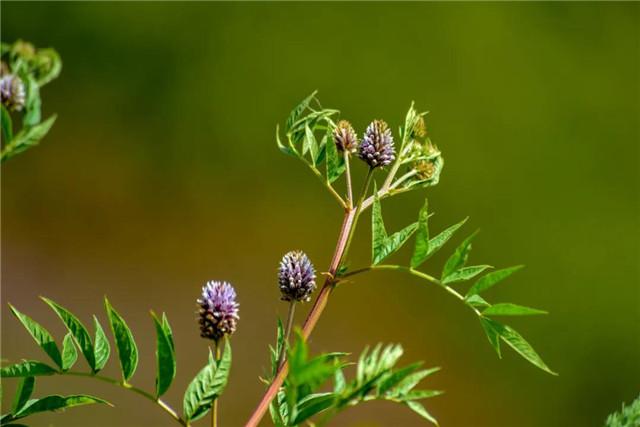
[276,301,296,370]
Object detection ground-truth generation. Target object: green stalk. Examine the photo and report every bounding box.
[63,371,187,426]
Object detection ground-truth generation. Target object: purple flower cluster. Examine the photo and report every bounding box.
[358,120,395,168]
[197,281,239,342]
[278,251,316,302]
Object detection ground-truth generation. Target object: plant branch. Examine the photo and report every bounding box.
[246,205,359,427]
[307,163,347,208]
[340,264,482,316]
[212,342,221,427]
[63,371,187,426]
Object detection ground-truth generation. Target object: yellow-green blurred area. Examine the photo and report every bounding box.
[1,2,639,426]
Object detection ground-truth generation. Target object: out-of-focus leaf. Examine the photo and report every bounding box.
[8,304,62,368]
[1,104,13,142]
[104,298,138,381]
[405,400,439,425]
[1,115,56,163]
[291,392,336,425]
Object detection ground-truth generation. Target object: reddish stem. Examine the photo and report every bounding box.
[245,208,356,427]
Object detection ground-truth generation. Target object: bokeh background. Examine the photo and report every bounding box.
[1,2,638,427]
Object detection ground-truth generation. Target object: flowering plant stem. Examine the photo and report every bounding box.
[246,167,374,427]
[276,301,297,370]
[62,371,188,426]
[212,342,221,427]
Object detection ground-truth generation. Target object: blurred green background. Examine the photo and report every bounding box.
[1,2,638,426]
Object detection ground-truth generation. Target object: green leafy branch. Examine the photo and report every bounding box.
[1,40,61,163]
[1,297,232,426]
[339,196,556,376]
[269,334,442,427]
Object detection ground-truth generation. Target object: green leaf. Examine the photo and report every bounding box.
[466,294,490,309]
[285,91,317,133]
[271,317,285,377]
[61,333,78,371]
[93,316,110,372]
[183,339,232,421]
[482,318,556,375]
[22,76,41,127]
[33,48,62,86]
[13,394,110,419]
[1,361,57,377]
[303,124,318,163]
[325,129,345,183]
[161,313,175,352]
[104,298,138,381]
[483,303,547,317]
[405,400,439,426]
[371,191,419,264]
[391,367,440,397]
[152,312,176,397]
[426,217,467,259]
[410,199,430,268]
[276,124,297,157]
[9,304,62,368]
[441,265,492,285]
[1,104,13,142]
[11,377,35,414]
[371,190,387,263]
[402,389,443,401]
[466,265,524,297]
[441,231,478,280]
[377,362,422,395]
[1,115,57,163]
[41,297,95,371]
[291,392,336,425]
[479,317,501,358]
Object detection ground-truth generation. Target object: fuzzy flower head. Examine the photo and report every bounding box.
[197,281,239,342]
[278,251,316,302]
[333,120,358,153]
[359,120,395,168]
[0,74,25,112]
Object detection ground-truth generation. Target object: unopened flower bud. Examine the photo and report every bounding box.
[333,120,358,153]
[197,281,239,342]
[278,251,316,302]
[359,120,395,168]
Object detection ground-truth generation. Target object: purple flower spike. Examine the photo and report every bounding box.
[278,251,316,302]
[359,120,395,168]
[198,281,239,342]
